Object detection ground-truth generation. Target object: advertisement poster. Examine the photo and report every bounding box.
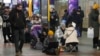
[68,0,78,14]
[33,0,40,14]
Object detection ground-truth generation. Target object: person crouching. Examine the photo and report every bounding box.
[43,30,59,55]
[64,23,79,52]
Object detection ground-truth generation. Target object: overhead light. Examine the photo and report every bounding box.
[3,0,11,3]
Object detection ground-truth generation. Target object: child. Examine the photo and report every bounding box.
[64,23,79,52]
[43,30,59,55]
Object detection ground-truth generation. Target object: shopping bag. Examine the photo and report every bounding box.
[87,27,94,38]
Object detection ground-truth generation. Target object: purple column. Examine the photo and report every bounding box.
[68,0,78,14]
[17,0,22,3]
[50,0,54,5]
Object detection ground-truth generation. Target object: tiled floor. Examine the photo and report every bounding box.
[0,28,100,56]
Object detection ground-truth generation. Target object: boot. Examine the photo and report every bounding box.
[93,37,98,48]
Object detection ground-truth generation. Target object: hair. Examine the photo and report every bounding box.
[16,4,22,8]
[78,6,81,10]
[68,23,73,27]
[4,6,10,9]
[64,9,67,12]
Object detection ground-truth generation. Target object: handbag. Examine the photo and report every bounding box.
[87,27,94,38]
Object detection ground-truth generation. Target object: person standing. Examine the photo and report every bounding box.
[9,4,26,55]
[50,8,59,32]
[77,6,84,37]
[89,3,99,48]
[62,9,68,24]
[2,7,11,43]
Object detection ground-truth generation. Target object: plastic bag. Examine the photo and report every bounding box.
[87,27,94,38]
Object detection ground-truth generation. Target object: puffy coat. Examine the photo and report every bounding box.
[64,27,79,44]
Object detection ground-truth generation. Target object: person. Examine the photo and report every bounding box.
[2,7,11,43]
[89,3,99,49]
[64,23,79,52]
[77,6,84,37]
[43,30,58,54]
[62,9,68,24]
[41,23,48,43]
[34,15,41,24]
[9,4,26,55]
[66,9,78,27]
[50,8,59,32]
[55,23,66,47]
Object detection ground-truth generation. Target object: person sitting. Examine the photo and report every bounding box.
[64,23,79,52]
[43,30,59,55]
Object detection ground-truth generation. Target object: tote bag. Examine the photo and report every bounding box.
[87,27,94,38]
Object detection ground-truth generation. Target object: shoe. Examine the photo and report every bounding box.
[16,52,20,56]
[4,40,9,43]
[93,45,97,49]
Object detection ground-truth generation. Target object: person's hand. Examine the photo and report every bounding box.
[43,32,46,35]
[51,16,54,19]
[24,28,28,32]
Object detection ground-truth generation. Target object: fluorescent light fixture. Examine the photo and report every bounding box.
[4,0,11,3]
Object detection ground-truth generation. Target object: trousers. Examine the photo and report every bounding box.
[14,29,25,52]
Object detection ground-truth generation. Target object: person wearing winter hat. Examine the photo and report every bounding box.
[55,23,66,46]
[89,2,99,49]
[43,30,58,54]
[93,2,99,10]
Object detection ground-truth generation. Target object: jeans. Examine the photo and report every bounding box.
[14,29,25,52]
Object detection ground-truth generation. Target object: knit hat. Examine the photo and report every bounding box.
[60,23,65,27]
[48,30,54,36]
[93,3,99,9]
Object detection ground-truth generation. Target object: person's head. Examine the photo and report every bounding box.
[78,6,81,10]
[16,4,23,11]
[68,23,73,27]
[4,6,10,14]
[48,30,54,38]
[93,2,99,10]
[64,9,67,13]
[43,23,48,29]
[35,16,39,21]
[60,23,66,30]
[51,8,55,12]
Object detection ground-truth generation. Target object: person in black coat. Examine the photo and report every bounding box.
[77,6,84,37]
[2,7,11,43]
[50,8,59,32]
[89,8,99,48]
[66,9,78,27]
[9,4,26,55]
[41,23,48,43]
